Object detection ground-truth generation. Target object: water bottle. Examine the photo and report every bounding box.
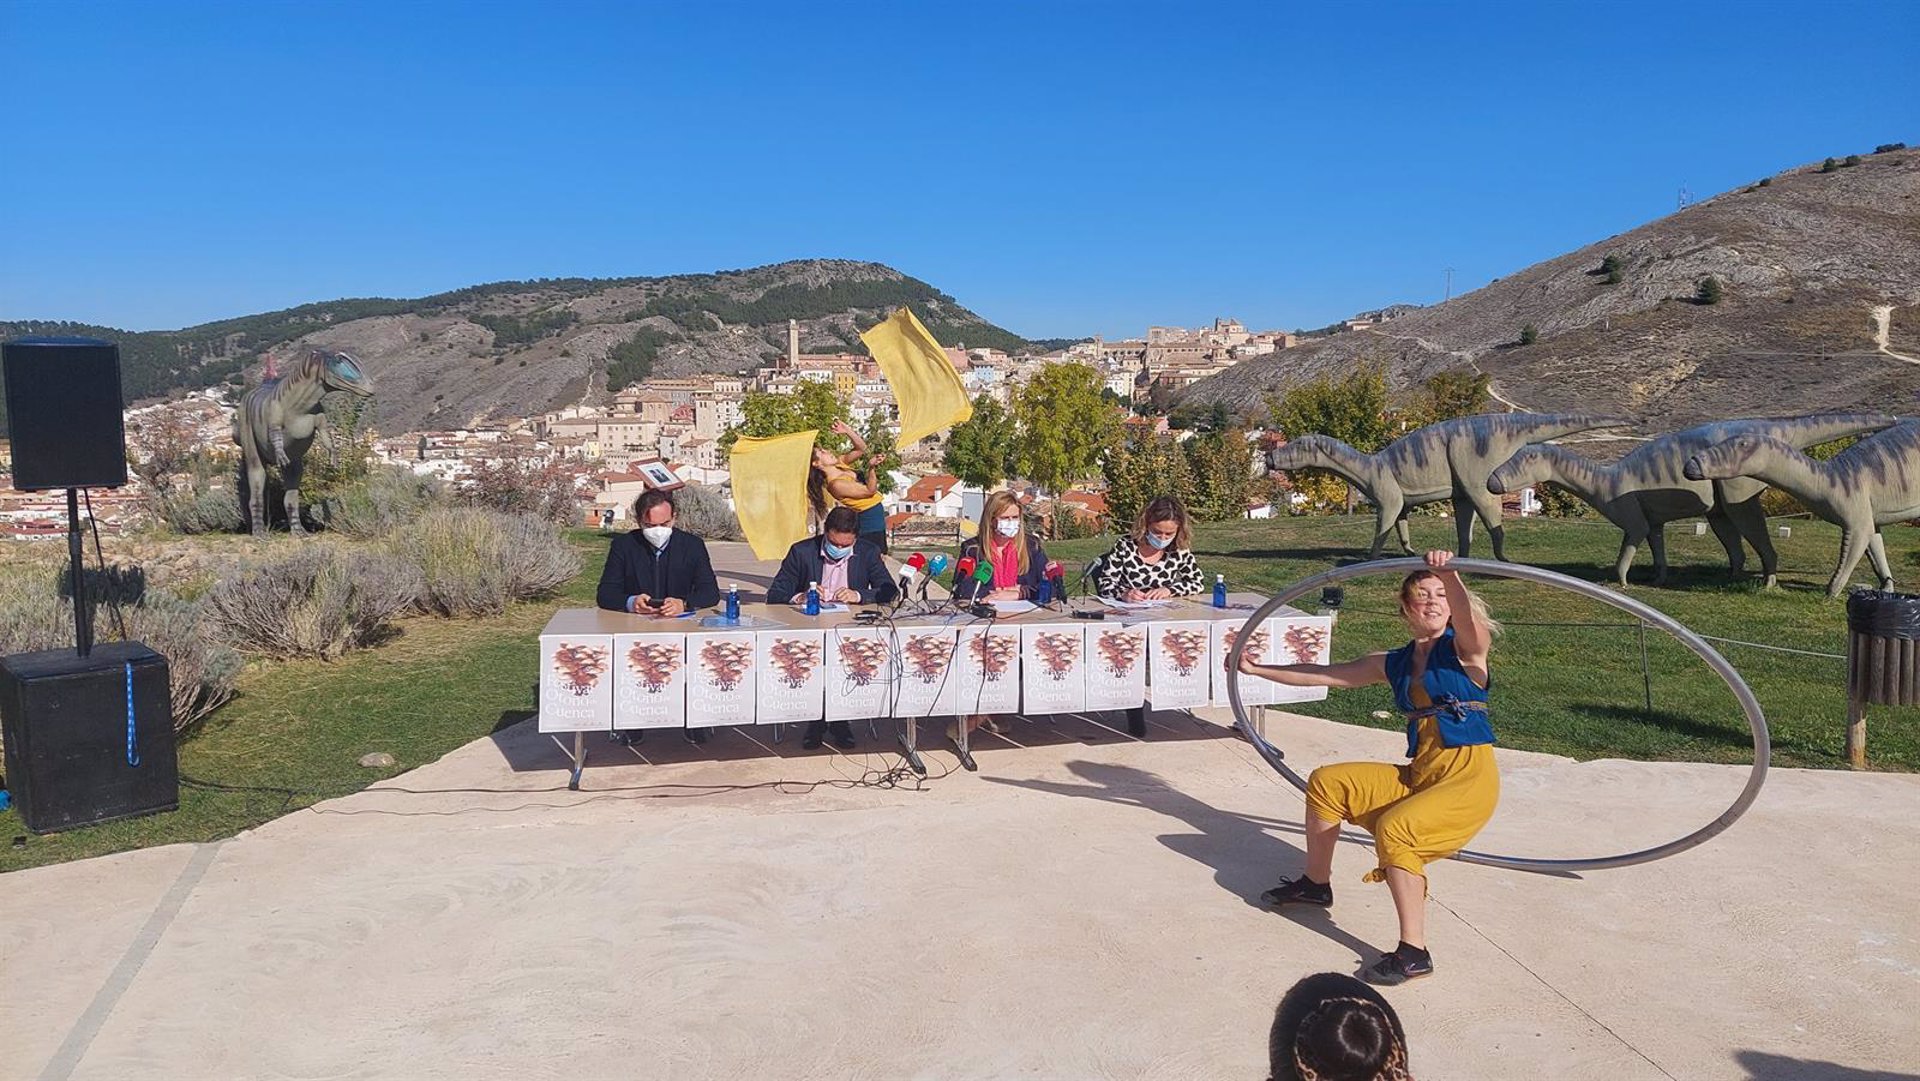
[725,584,740,622]
[1036,579,1051,606]
[1213,573,1227,609]
[805,581,820,616]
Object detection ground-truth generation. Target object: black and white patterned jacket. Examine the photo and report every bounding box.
[1096,535,1204,598]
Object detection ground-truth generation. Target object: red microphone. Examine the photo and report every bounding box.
[896,551,927,596]
[1044,560,1066,604]
[954,555,976,585]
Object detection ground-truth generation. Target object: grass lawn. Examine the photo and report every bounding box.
[5,515,1917,874]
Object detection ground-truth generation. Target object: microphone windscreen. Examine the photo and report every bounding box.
[1045,560,1063,579]
[927,553,950,576]
[972,563,995,584]
[906,552,928,572]
[956,556,976,576]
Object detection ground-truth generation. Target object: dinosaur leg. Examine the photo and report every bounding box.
[1705,512,1745,573]
[1647,525,1669,586]
[1829,526,1873,599]
[1868,530,1895,590]
[1394,514,1416,555]
[1369,492,1406,560]
[1614,505,1650,586]
[1726,499,1778,587]
[283,458,306,536]
[245,458,268,536]
[1453,488,1507,561]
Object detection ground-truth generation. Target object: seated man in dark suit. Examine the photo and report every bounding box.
[596,488,721,745]
[766,506,899,749]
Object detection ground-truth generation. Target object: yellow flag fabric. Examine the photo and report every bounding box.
[728,430,818,561]
[860,307,974,446]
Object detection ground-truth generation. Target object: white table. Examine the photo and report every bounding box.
[535,593,1332,784]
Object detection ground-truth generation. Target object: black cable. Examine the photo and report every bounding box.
[81,487,130,642]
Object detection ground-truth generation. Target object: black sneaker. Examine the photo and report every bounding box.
[1260,876,1333,908]
[1363,945,1434,986]
[831,729,857,750]
[685,728,710,745]
[612,729,644,747]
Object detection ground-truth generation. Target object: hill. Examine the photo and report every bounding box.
[0,260,1029,435]
[1185,147,1920,440]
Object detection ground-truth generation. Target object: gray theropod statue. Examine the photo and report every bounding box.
[233,349,375,534]
[1269,412,1626,560]
[1489,413,1896,587]
[1685,419,1920,598]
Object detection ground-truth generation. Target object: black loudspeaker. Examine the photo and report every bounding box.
[0,642,177,833]
[2,336,129,491]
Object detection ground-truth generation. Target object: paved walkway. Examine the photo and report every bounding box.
[3,543,1917,1080]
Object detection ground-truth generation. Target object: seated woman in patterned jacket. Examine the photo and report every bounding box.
[1097,495,1205,601]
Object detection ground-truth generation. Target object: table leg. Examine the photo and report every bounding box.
[569,731,586,791]
[900,717,927,776]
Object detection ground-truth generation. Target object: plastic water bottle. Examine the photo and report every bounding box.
[805,581,820,616]
[725,584,740,622]
[1036,579,1051,606]
[1213,573,1227,609]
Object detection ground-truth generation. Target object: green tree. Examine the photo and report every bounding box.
[1843,154,1862,167]
[1601,253,1625,284]
[1269,365,1391,513]
[858,409,902,495]
[942,393,1018,489]
[1101,429,1196,527]
[1519,323,1539,345]
[1012,363,1123,494]
[1183,427,1257,521]
[718,381,850,457]
[1407,369,1491,428]
[1820,157,1839,173]
[1697,276,1725,305]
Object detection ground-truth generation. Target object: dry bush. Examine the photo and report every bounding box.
[316,466,448,538]
[156,485,243,534]
[209,546,423,659]
[0,565,240,733]
[389,507,580,617]
[671,483,744,541]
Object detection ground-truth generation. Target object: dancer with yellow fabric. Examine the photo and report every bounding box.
[1238,550,1499,986]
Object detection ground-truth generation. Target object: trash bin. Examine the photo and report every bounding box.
[1842,589,1920,766]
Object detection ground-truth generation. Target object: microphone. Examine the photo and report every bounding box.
[954,555,976,592]
[897,551,927,594]
[926,553,950,577]
[1044,560,1066,608]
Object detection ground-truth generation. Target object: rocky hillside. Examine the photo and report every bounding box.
[1,260,1027,435]
[1186,147,1920,442]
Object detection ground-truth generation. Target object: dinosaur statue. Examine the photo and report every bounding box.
[1489,413,1897,587]
[1685,419,1920,598]
[1268,412,1627,560]
[233,348,375,535]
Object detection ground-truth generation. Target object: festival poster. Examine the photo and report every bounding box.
[1211,618,1279,709]
[954,625,1022,716]
[685,631,757,726]
[892,627,960,718]
[1266,616,1333,705]
[1021,625,1087,714]
[756,629,826,724]
[826,626,895,722]
[1148,620,1213,710]
[1084,624,1149,711]
[612,633,689,730]
[539,633,614,733]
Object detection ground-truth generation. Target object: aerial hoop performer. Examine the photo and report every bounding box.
[1238,550,1498,986]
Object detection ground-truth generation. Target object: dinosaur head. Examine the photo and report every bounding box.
[1487,447,1544,494]
[317,350,375,398]
[1684,432,1766,481]
[1268,434,1334,471]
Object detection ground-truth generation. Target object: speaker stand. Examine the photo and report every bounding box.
[66,487,93,658]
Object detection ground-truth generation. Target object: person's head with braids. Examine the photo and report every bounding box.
[1267,973,1412,1081]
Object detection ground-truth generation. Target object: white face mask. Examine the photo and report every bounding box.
[642,525,673,548]
[995,518,1020,539]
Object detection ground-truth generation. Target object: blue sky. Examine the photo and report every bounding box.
[3,0,1915,338]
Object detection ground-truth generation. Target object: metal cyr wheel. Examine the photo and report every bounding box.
[1224,557,1771,873]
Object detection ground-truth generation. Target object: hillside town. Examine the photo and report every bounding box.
[0,313,1410,541]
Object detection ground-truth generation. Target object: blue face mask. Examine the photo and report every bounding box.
[824,541,853,561]
[1145,532,1174,550]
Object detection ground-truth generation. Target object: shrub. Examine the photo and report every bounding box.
[156,484,243,534]
[0,565,239,732]
[315,466,447,538]
[1758,177,1772,187]
[1843,154,1862,167]
[209,546,422,659]
[1519,324,1539,346]
[1534,482,1596,519]
[1819,157,1839,173]
[1047,503,1103,541]
[390,507,580,617]
[461,450,581,524]
[1600,254,1624,284]
[1874,143,1907,154]
[671,483,745,541]
[1697,276,1725,305]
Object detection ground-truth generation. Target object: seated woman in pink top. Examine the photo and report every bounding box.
[951,490,1048,744]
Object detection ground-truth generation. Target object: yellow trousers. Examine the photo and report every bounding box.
[1304,714,1499,883]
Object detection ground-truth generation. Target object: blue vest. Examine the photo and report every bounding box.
[1384,629,1495,758]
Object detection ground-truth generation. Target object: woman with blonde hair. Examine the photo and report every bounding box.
[951,489,1049,744]
[1096,494,1205,601]
[807,419,888,552]
[1238,550,1500,986]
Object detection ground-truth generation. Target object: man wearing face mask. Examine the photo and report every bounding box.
[766,506,900,749]
[597,488,722,745]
